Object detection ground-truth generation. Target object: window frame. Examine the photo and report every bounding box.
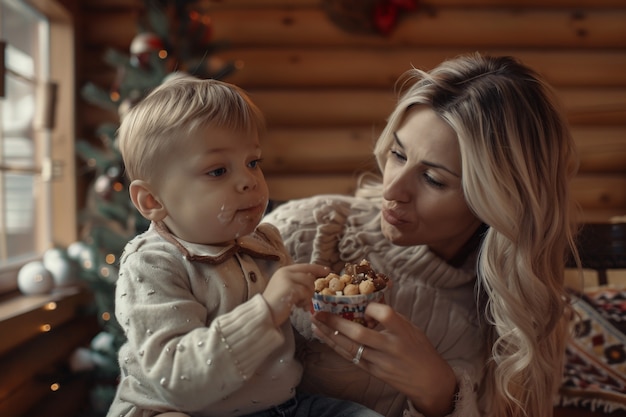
[0,0,76,295]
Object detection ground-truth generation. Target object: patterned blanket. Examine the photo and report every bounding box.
[558,286,626,413]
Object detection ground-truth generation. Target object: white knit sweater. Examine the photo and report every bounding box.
[263,195,488,417]
[106,222,299,417]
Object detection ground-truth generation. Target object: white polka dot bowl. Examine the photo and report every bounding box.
[311,287,388,325]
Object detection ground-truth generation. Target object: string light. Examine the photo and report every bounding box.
[50,383,60,391]
[105,254,116,265]
[100,267,110,278]
[40,324,51,332]
[102,311,111,321]
[43,302,57,311]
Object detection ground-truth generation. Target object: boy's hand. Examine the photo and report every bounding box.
[263,263,329,326]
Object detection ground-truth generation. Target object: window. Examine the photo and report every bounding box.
[0,0,76,295]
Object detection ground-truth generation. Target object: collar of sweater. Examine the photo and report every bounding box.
[152,221,281,265]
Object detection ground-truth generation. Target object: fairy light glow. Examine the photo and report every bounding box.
[101,267,110,278]
[44,302,57,311]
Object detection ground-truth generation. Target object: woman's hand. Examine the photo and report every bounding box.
[263,263,329,327]
[311,302,458,417]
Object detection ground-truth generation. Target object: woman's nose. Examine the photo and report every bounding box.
[383,169,412,203]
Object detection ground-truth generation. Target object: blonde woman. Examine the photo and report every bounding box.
[264,53,579,417]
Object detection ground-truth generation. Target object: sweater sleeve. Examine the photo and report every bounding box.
[263,195,353,271]
[116,247,286,411]
[403,366,480,417]
[264,196,354,341]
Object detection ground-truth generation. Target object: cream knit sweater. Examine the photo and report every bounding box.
[263,195,488,417]
[106,222,299,417]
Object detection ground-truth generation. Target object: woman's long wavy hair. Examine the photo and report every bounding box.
[359,53,580,416]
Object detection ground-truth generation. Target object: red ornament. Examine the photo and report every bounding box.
[390,0,418,11]
[130,32,164,55]
[374,1,399,36]
[130,32,165,68]
[322,0,418,36]
[374,0,419,36]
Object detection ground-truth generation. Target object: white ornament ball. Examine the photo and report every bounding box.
[43,247,64,264]
[91,331,115,352]
[43,253,78,287]
[68,347,96,372]
[130,32,163,55]
[18,261,54,295]
[67,241,90,260]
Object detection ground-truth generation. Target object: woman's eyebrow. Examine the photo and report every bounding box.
[393,132,460,177]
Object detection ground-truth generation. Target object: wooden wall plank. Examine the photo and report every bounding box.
[260,126,626,175]
[83,0,141,8]
[560,88,626,125]
[202,9,626,48]
[575,209,626,224]
[197,0,319,7]
[421,0,626,5]
[81,48,626,89]
[571,174,626,211]
[266,174,360,201]
[573,127,626,173]
[81,12,137,48]
[196,0,626,9]
[247,88,626,127]
[215,48,626,88]
[82,9,626,49]
[80,88,626,139]
[262,127,378,174]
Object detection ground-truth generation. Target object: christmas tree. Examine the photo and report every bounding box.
[65,1,236,415]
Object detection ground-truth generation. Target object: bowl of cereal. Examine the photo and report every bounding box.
[311,259,390,325]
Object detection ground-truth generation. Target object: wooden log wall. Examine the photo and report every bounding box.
[77,0,626,223]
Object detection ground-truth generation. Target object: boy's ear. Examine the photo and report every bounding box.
[129,180,167,221]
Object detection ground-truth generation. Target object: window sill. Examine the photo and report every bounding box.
[0,284,94,356]
[0,284,99,417]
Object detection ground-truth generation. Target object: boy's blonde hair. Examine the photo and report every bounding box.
[118,74,265,182]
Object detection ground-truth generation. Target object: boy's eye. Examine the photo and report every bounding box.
[248,158,263,169]
[207,167,226,177]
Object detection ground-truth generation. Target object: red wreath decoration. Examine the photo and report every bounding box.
[322,0,418,36]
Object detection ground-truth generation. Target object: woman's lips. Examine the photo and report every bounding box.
[382,207,409,226]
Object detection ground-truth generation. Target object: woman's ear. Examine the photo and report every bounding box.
[129,180,167,221]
